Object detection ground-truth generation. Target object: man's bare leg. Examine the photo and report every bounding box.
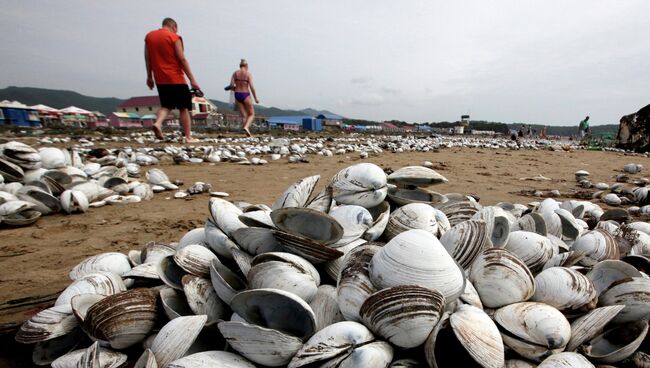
[179,108,198,143]
[153,108,169,139]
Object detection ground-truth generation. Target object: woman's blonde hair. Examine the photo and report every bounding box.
[240,59,248,67]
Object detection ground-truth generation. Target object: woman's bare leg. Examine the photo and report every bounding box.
[243,98,255,132]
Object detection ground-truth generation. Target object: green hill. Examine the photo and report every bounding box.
[0,86,123,115]
[0,86,342,118]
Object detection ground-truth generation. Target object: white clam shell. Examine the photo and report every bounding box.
[309,285,344,332]
[288,321,393,368]
[471,206,511,247]
[440,219,490,270]
[173,244,217,278]
[384,203,441,240]
[60,189,89,214]
[337,244,380,322]
[598,277,650,324]
[531,267,597,312]
[449,305,505,368]
[218,321,302,367]
[572,229,619,266]
[271,174,320,210]
[51,342,128,368]
[69,252,131,280]
[369,229,465,303]
[469,248,535,309]
[504,231,556,273]
[182,275,228,325]
[248,252,321,302]
[360,285,445,348]
[168,351,255,368]
[150,315,207,368]
[15,305,78,344]
[55,272,126,307]
[330,163,388,208]
[494,302,571,361]
[537,352,594,368]
[566,305,625,352]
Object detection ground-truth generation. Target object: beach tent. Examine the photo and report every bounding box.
[30,104,61,114]
[60,106,94,115]
[0,100,41,127]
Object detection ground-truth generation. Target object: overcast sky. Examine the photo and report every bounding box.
[1,1,648,125]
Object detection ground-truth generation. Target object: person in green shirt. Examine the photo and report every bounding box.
[579,116,590,138]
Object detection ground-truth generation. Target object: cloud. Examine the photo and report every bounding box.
[351,93,384,106]
[350,77,371,85]
[380,87,400,95]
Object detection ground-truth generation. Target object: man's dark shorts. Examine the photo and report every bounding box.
[157,84,192,110]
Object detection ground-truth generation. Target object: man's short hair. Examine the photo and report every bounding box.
[162,18,177,27]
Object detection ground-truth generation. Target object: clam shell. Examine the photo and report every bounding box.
[238,210,274,228]
[305,185,333,213]
[159,287,193,319]
[218,321,302,367]
[494,302,571,361]
[83,288,158,349]
[580,321,649,364]
[209,198,246,237]
[51,342,128,368]
[387,166,448,186]
[232,226,281,255]
[182,275,228,325]
[369,229,465,303]
[271,174,320,210]
[329,205,374,246]
[60,189,89,214]
[31,328,84,366]
[362,201,390,241]
[204,220,239,259]
[542,251,586,270]
[248,252,320,302]
[471,206,512,247]
[173,244,217,277]
[566,305,625,352]
[330,163,388,208]
[572,229,619,266]
[504,231,556,273]
[272,229,344,264]
[469,248,535,308]
[586,259,642,295]
[157,255,186,290]
[514,213,547,236]
[531,267,597,312]
[150,315,207,368]
[337,244,381,322]
[178,228,207,248]
[168,350,256,368]
[309,285,344,332]
[69,252,131,280]
[210,258,247,305]
[437,200,482,227]
[324,238,367,280]
[440,219,490,270]
[387,186,448,206]
[360,285,445,348]
[55,272,126,307]
[15,305,78,344]
[384,203,441,241]
[271,207,343,245]
[449,305,505,368]
[288,321,393,368]
[598,277,650,324]
[555,208,582,240]
[230,288,316,341]
[537,352,594,368]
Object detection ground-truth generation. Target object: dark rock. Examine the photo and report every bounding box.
[616,104,650,152]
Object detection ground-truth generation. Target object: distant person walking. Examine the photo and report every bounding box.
[229,59,259,137]
[145,17,200,143]
[578,116,590,139]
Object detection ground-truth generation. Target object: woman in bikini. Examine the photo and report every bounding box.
[230,59,259,137]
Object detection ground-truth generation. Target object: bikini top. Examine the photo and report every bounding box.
[234,72,249,85]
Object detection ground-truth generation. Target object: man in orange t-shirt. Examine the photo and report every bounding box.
[145,17,200,143]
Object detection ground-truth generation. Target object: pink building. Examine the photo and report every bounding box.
[109,112,143,128]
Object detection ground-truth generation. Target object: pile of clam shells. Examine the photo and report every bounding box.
[14,161,650,367]
[0,141,209,227]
